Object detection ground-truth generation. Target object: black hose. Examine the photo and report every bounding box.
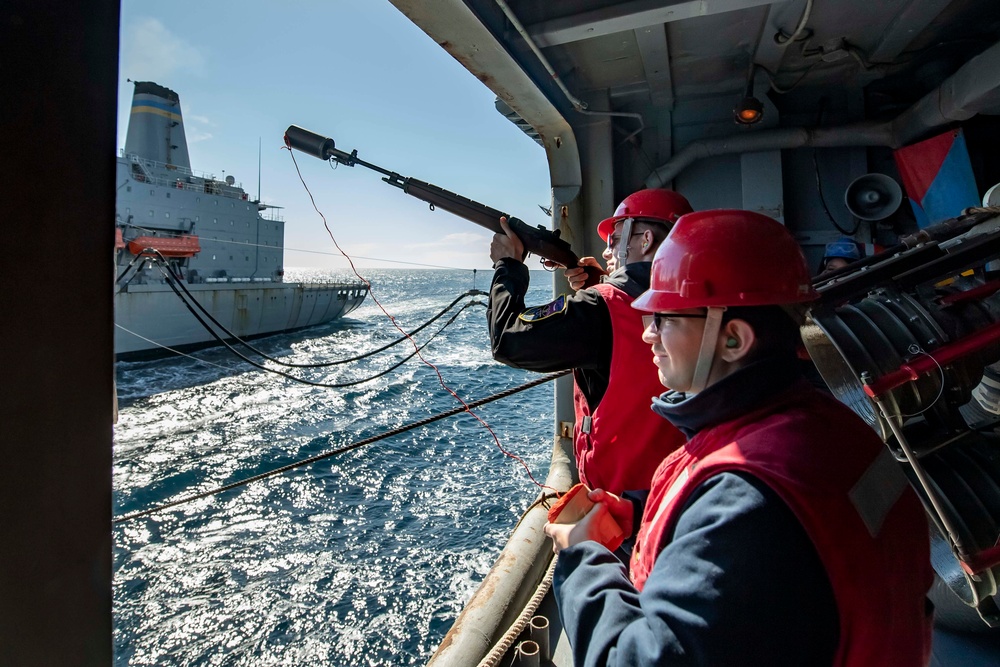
[152,258,483,389]
[160,260,486,367]
[114,252,149,293]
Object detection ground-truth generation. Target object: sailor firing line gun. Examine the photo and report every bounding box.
[283,125,602,288]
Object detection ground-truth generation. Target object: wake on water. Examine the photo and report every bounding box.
[113,269,560,666]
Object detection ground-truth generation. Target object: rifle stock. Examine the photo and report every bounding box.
[284,125,601,285]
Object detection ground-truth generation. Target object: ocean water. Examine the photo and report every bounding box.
[113,268,560,666]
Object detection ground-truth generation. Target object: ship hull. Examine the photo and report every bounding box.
[115,281,366,358]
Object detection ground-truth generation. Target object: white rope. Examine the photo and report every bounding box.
[475,555,558,667]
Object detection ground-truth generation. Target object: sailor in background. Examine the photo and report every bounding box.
[486,190,691,497]
[545,210,933,666]
[818,236,863,276]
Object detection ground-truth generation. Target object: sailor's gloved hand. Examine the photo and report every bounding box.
[564,257,606,291]
[543,485,629,553]
[587,488,633,537]
[490,216,525,264]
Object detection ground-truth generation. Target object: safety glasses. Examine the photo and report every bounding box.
[642,312,708,332]
[606,232,641,251]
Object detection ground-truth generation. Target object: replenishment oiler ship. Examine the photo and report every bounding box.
[114,81,367,357]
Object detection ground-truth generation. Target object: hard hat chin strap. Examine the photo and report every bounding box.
[689,306,726,394]
[616,217,634,270]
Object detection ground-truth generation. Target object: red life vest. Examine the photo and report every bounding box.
[572,283,685,494]
[630,384,932,665]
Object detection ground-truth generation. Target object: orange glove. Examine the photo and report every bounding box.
[547,483,624,551]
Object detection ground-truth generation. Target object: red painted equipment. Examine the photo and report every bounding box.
[863,322,1000,398]
[127,235,201,258]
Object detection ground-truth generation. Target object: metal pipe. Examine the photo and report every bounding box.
[529,615,550,662]
[862,321,1000,398]
[495,0,585,111]
[427,436,575,667]
[645,38,1000,188]
[495,0,644,134]
[891,40,1000,147]
[645,122,892,188]
[514,640,540,667]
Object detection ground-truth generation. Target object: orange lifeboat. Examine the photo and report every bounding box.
[115,227,126,250]
[127,234,201,258]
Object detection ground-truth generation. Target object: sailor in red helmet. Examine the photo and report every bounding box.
[560,191,691,291]
[488,189,691,497]
[544,210,932,666]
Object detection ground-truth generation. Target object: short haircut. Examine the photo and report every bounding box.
[633,219,671,245]
[722,305,802,361]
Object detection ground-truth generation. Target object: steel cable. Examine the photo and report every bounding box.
[113,369,570,524]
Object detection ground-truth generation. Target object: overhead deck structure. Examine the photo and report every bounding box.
[389,0,1000,445]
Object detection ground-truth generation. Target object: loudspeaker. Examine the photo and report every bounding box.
[844,174,903,221]
[983,182,1000,207]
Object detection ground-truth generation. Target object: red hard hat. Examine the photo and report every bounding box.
[597,189,693,242]
[632,209,819,311]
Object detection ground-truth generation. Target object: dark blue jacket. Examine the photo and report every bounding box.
[552,359,839,666]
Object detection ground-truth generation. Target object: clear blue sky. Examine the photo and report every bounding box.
[117,1,553,271]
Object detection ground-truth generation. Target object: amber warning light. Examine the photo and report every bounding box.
[734,96,764,125]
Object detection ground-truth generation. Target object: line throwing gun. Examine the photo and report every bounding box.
[284,125,601,287]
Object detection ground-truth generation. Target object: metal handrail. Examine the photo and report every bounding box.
[124,153,250,202]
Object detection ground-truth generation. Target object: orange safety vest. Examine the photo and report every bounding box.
[631,384,933,665]
[572,283,685,494]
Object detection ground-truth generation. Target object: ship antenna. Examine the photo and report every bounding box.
[257,136,262,202]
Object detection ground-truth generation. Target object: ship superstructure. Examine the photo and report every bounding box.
[115,81,366,356]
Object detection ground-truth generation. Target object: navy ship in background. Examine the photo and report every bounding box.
[115,81,367,357]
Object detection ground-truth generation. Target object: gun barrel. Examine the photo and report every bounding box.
[284,125,335,160]
[281,124,601,286]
